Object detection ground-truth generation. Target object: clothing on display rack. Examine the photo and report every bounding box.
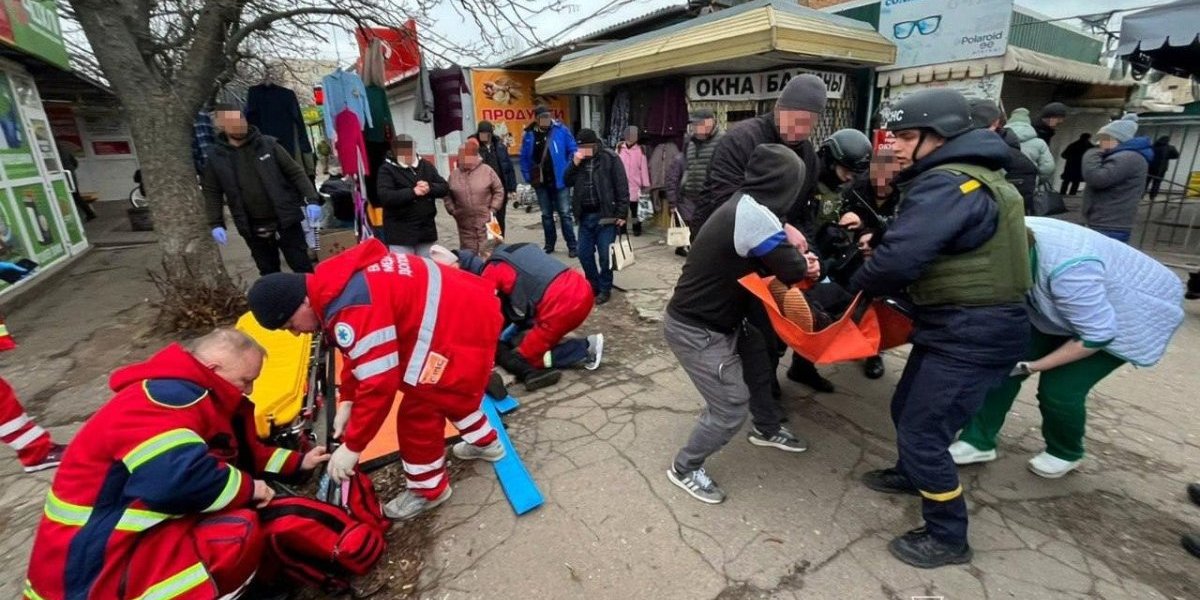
[246,83,313,156]
[607,91,630,149]
[334,109,368,177]
[431,67,468,138]
[414,58,434,123]
[643,84,688,137]
[322,69,372,142]
[192,110,215,174]
[364,85,394,144]
[648,141,681,191]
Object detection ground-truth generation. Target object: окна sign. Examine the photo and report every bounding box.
[687,68,845,102]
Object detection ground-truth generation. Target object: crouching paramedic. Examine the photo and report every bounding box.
[25,329,282,600]
[444,242,603,385]
[850,89,1031,568]
[247,238,506,521]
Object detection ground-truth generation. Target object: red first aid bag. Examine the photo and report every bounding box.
[259,472,391,592]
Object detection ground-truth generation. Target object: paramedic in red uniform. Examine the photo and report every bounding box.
[25,329,288,600]
[0,315,66,473]
[248,238,507,520]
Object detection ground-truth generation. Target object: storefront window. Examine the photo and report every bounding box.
[50,179,83,245]
[0,76,39,180]
[0,190,33,290]
[11,183,64,264]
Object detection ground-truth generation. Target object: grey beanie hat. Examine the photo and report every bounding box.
[776,74,827,113]
[1098,118,1138,143]
[968,98,1002,129]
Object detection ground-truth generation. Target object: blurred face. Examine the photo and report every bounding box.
[891,130,945,169]
[392,142,415,163]
[215,110,249,140]
[1044,116,1065,128]
[870,151,901,198]
[537,114,552,129]
[775,108,817,144]
[625,129,638,145]
[283,300,321,335]
[210,349,264,395]
[579,144,596,158]
[459,149,481,169]
[1097,135,1118,151]
[692,118,715,139]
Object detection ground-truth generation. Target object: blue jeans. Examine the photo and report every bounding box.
[535,186,577,251]
[1090,227,1131,244]
[577,212,617,295]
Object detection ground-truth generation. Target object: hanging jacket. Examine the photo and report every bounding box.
[1080,137,1153,232]
[375,157,449,246]
[1006,109,1056,179]
[202,127,319,237]
[26,344,256,600]
[306,239,502,453]
[648,142,681,190]
[519,121,577,190]
[1025,217,1183,367]
[246,84,312,155]
[616,142,651,203]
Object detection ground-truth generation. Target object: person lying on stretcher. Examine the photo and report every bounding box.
[768,224,855,331]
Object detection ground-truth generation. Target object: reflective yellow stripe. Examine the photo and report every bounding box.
[116,508,173,532]
[203,467,243,513]
[44,491,91,526]
[24,579,46,600]
[0,325,9,336]
[919,485,963,502]
[134,562,209,600]
[959,179,981,194]
[264,448,291,474]
[124,429,205,471]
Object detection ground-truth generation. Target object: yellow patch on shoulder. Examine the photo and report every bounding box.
[959,179,981,194]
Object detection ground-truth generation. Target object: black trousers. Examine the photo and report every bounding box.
[739,319,782,436]
[1059,179,1081,196]
[243,222,313,276]
[1147,176,1165,200]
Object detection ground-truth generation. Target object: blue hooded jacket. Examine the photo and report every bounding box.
[1108,136,1154,163]
[519,121,577,190]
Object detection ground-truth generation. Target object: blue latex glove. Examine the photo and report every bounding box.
[305,204,322,222]
[211,227,227,246]
[0,261,29,278]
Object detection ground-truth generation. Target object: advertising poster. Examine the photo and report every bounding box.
[51,178,82,245]
[45,103,83,158]
[0,191,32,289]
[11,182,64,264]
[879,0,1013,70]
[470,69,571,156]
[0,75,37,180]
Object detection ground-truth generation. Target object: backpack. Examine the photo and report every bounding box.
[259,472,391,594]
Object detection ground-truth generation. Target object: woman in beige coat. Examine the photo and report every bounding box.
[446,138,505,252]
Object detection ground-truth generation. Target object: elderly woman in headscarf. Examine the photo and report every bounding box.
[445,138,505,253]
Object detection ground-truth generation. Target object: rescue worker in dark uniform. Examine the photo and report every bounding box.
[813,128,873,227]
[850,89,1031,568]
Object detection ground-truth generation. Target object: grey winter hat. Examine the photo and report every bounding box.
[775,74,827,113]
[1098,118,1138,143]
[1039,102,1069,119]
[689,108,715,123]
[248,273,308,330]
[741,144,805,217]
[968,98,1002,129]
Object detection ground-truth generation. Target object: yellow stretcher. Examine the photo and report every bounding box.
[235,312,316,441]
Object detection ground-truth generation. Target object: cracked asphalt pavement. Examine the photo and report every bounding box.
[0,208,1198,600]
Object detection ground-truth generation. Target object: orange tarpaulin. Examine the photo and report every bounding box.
[739,274,912,365]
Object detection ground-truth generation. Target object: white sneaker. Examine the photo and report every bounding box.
[452,439,506,462]
[585,334,604,371]
[1028,452,1080,479]
[949,440,997,465]
[383,487,452,520]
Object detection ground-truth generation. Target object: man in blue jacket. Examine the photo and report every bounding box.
[520,106,578,256]
[851,89,1031,568]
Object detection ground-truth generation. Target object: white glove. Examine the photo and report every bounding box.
[1009,361,1035,377]
[328,445,360,483]
[333,401,353,439]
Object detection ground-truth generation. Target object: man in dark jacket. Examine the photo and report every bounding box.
[1081,115,1153,243]
[1034,102,1069,143]
[564,129,628,305]
[693,74,835,395]
[852,89,1031,568]
[470,121,517,234]
[969,99,1038,212]
[1059,134,1094,196]
[679,108,725,229]
[520,107,578,256]
[1148,135,1180,200]
[665,144,815,505]
[374,134,449,255]
[204,105,321,276]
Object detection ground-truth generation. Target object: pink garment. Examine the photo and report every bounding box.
[334,109,369,176]
[617,142,650,202]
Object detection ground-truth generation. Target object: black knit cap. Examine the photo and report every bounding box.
[477,121,495,133]
[247,272,308,329]
[576,128,600,145]
[534,106,551,117]
[1040,102,1069,118]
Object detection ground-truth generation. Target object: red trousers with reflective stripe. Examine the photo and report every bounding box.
[518,272,595,369]
[0,376,52,466]
[193,509,265,595]
[397,388,498,499]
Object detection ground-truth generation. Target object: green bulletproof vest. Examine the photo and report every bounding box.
[815,182,842,226]
[906,162,1032,307]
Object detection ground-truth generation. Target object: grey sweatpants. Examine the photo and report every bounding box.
[665,313,751,472]
[389,243,434,257]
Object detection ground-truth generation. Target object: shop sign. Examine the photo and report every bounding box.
[878,0,1013,69]
[0,75,38,180]
[0,1,69,70]
[686,68,846,102]
[470,69,571,156]
[11,182,64,264]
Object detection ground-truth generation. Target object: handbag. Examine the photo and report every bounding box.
[636,193,655,222]
[1032,182,1067,216]
[666,209,691,247]
[609,232,636,271]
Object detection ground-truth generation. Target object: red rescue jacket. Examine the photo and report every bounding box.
[308,238,502,452]
[25,344,258,600]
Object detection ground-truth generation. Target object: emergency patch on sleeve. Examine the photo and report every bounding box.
[959,179,982,194]
[334,322,356,348]
[143,379,208,408]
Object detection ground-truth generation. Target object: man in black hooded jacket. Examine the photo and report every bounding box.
[968,99,1038,213]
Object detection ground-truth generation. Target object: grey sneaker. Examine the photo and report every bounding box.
[383,487,453,520]
[748,427,808,453]
[452,439,506,462]
[667,466,726,504]
[585,334,604,371]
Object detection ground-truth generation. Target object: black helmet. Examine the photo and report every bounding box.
[820,129,873,172]
[883,89,973,138]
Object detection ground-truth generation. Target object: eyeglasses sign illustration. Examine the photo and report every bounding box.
[878,0,1013,69]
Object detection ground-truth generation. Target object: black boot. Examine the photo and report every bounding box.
[863,355,885,379]
[1188,482,1200,506]
[1187,273,1200,300]
[523,369,562,391]
[786,359,835,393]
[1183,533,1200,559]
[888,527,973,568]
[632,220,642,236]
[861,468,919,496]
[674,247,689,257]
[495,344,561,391]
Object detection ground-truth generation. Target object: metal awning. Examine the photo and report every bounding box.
[535,0,895,95]
[876,46,1136,89]
[1116,0,1200,79]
